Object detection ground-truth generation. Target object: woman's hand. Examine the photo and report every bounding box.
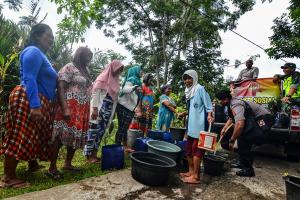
[62,106,71,121]
[207,115,214,124]
[91,107,98,120]
[134,107,142,117]
[281,96,291,104]
[30,108,43,121]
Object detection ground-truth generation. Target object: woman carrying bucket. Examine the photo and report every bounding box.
[84,60,124,163]
[178,70,214,184]
[115,65,143,152]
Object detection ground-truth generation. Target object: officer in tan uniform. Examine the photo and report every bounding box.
[216,90,273,177]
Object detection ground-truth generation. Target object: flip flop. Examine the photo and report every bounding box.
[0,180,30,189]
[45,170,63,180]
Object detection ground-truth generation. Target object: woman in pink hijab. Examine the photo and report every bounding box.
[84,60,124,163]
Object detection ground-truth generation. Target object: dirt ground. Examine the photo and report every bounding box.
[7,144,300,200]
[127,144,300,200]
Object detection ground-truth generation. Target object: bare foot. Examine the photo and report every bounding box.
[87,157,100,164]
[0,178,30,188]
[179,172,193,178]
[181,176,200,184]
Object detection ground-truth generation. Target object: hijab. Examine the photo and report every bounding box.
[92,60,123,101]
[120,64,142,97]
[183,69,200,100]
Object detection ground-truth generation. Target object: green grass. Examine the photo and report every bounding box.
[0,122,131,199]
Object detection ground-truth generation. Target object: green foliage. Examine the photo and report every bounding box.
[89,49,126,81]
[266,0,300,58]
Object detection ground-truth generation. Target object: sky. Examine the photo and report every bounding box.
[2,0,298,80]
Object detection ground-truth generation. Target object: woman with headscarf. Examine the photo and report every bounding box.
[84,60,124,163]
[179,70,214,184]
[48,47,93,179]
[0,24,56,188]
[156,84,177,131]
[129,73,155,134]
[115,65,143,152]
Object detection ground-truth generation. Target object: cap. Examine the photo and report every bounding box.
[281,62,296,69]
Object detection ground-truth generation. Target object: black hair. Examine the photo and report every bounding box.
[25,23,52,47]
[161,84,172,93]
[143,73,154,85]
[215,90,232,100]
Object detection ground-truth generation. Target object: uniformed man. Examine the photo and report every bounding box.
[216,90,273,177]
[273,62,300,103]
[236,59,259,81]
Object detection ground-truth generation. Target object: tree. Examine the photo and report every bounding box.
[89,49,126,81]
[266,0,300,59]
[18,0,47,28]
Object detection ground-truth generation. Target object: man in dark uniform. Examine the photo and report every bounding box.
[216,90,273,177]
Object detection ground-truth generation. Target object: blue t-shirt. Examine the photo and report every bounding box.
[20,46,57,108]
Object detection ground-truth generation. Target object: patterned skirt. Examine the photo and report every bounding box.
[0,86,54,161]
[52,96,90,149]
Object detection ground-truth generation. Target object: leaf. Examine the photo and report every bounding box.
[0,53,4,67]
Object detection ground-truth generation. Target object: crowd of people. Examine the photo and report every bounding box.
[1,23,298,188]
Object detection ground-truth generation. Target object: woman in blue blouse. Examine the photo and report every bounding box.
[179,70,214,184]
[156,84,177,131]
[0,24,57,188]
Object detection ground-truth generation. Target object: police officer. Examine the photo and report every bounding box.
[273,62,300,103]
[216,90,273,177]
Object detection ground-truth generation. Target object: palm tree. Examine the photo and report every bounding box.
[18,0,47,28]
[2,0,22,11]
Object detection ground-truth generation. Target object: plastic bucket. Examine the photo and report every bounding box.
[147,130,164,140]
[203,154,226,176]
[147,140,181,162]
[169,127,186,141]
[130,151,176,186]
[127,129,144,148]
[198,131,218,152]
[284,175,300,200]
[162,132,173,143]
[133,137,154,152]
[101,144,124,171]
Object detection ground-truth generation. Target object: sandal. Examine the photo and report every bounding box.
[45,170,64,180]
[0,179,30,189]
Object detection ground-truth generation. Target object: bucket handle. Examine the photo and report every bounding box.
[208,122,212,133]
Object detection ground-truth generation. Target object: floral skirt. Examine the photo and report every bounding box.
[53,98,90,149]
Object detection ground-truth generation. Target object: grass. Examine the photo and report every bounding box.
[0,121,131,199]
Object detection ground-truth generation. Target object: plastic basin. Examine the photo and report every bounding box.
[147,130,164,140]
[169,127,186,141]
[127,129,144,148]
[203,154,226,176]
[133,137,154,152]
[147,140,181,162]
[283,175,300,200]
[130,151,176,186]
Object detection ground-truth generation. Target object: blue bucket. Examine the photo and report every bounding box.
[101,144,124,171]
[176,140,187,151]
[163,132,173,143]
[147,130,164,140]
[133,137,154,152]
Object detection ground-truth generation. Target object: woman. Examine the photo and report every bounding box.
[48,47,93,179]
[0,24,56,188]
[156,84,177,131]
[115,65,143,152]
[84,60,124,163]
[179,70,213,184]
[130,73,155,134]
